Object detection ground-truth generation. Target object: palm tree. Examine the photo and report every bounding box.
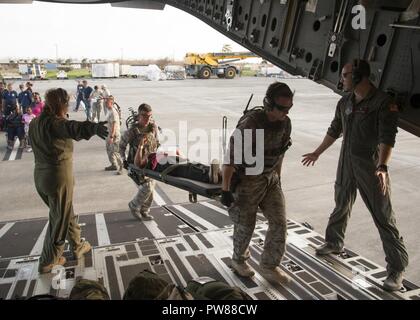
[222,44,233,53]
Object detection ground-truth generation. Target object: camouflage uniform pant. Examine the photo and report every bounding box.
[106,137,123,169]
[91,101,102,122]
[130,178,156,214]
[228,171,287,268]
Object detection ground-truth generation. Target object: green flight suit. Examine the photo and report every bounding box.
[29,111,98,270]
[325,86,408,272]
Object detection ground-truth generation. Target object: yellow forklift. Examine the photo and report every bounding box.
[184,51,258,79]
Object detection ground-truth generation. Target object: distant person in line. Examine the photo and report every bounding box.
[26,81,33,93]
[18,83,33,114]
[302,59,408,291]
[101,84,111,116]
[90,85,103,122]
[104,96,123,174]
[0,81,4,131]
[17,84,25,108]
[6,105,25,150]
[22,107,36,152]
[74,81,84,112]
[29,88,108,274]
[31,92,44,117]
[82,80,93,121]
[1,83,18,118]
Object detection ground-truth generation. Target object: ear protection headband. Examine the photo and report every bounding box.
[263,82,289,110]
[352,59,363,87]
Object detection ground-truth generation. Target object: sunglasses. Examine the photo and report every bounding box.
[274,104,292,112]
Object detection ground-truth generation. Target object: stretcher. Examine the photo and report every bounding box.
[128,164,222,203]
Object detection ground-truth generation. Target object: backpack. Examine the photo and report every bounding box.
[185,277,252,300]
[69,278,110,300]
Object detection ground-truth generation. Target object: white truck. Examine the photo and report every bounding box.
[91,63,120,78]
[120,64,131,77]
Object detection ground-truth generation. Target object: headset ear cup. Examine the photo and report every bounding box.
[352,71,362,86]
[263,96,273,110]
[352,59,362,86]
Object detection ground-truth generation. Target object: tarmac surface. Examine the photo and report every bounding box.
[0,77,419,283]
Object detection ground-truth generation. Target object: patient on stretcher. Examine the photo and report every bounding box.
[134,138,220,184]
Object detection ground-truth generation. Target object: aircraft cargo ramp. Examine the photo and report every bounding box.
[0,200,419,300]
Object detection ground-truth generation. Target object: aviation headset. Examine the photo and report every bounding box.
[352,59,370,87]
[263,82,293,111]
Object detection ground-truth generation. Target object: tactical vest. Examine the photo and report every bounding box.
[236,107,291,173]
[127,122,159,165]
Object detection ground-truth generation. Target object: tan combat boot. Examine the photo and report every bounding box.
[260,265,291,285]
[39,256,66,274]
[231,260,255,277]
[73,240,92,260]
[140,211,154,221]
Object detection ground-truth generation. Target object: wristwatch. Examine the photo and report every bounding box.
[376,164,388,172]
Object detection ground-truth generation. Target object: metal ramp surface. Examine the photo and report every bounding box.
[0,201,419,300]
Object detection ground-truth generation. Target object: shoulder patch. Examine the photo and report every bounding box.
[389,104,399,112]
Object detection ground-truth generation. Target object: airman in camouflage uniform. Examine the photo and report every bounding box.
[221,82,294,285]
[302,60,409,291]
[120,103,159,221]
[104,96,123,174]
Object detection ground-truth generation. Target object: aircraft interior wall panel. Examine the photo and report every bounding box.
[362,11,399,87]
[244,0,271,49]
[288,1,335,76]
[212,0,226,25]
[203,0,214,18]
[261,0,288,57]
[232,0,253,38]
[380,28,420,132]
[196,0,204,14]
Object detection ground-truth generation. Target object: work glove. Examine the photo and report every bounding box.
[221,190,235,208]
[95,121,108,140]
[123,160,129,170]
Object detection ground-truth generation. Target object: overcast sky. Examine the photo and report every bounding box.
[0,1,253,61]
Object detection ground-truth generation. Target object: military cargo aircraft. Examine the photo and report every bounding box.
[0,0,419,300]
